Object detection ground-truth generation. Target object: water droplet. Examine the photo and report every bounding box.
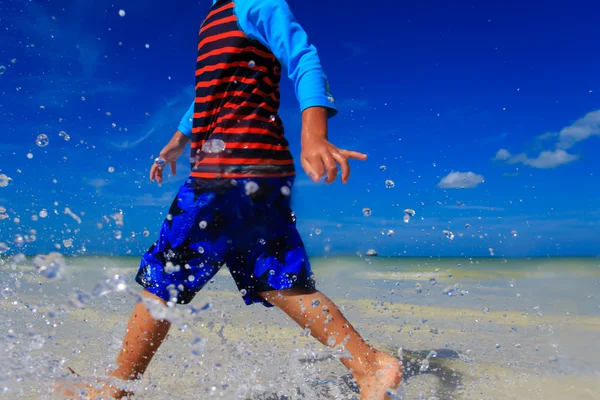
[118,9,126,17]
[202,138,226,154]
[199,221,207,229]
[482,307,490,314]
[188,275,195,282]
[280,186,291,196]
[311,299,321,307]
[465,223,471,229]
[258,238,266,245]
[34,252,67,280]
[327,336,336,347]
[362,208,372,217]
[386,229,395,236]
[0,174,10,187]
[245,181,259,196]
[114,230,122,239]
[443,230,455,240]
[143,229,150,237]
[63,239,73,248]
[385,179,395,188]
[248,60,256,68]
[36,134,49,147]
[269,269,275,275]
[145,43,150,49]
[511,230,518,237]
[0,243,9,254]
[488,248,495,256]
[59,131,70,141]
[39,209,48,218]
[379,165,387,171]
[0,65,6,75]
[429,278,438,286]
[108,166,115,173]
[240,289,247,296]
[315,228,322,235]
[197,246,205,254]
[27,153,34,159]
[269,115,276,122]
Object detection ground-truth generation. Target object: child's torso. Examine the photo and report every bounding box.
[190,0,295,180]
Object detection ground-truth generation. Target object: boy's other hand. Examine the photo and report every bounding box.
[150,131,190,184]
[300,107,367,184]
[301,138,367,184]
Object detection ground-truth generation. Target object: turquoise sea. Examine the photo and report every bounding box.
[1,255,599,399]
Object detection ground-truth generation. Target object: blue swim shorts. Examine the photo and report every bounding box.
[135,177,315,306]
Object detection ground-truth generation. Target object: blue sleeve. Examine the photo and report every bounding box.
[235,0,338,118]
[177,101,194,138]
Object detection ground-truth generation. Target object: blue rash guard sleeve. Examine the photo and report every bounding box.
[177,101,195,138]
[235,0,338,118]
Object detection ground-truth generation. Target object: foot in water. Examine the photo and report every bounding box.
[54,367,132,399]
[353,352,402,400]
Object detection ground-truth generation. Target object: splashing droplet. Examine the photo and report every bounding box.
[245,181,259,196]
[248,60,256,68]
[59,131,70,141]
[143,229,150,237]
[108,166,115,173]
[362,208,372,217]
[511,230,518,237]
[386,229,395,236]
[379,165,387,171]
[280,186,291,196]
[34,252,67,280]
[0,174,10,187]
[443,230,455,240]
[199,221,207,229]
[385,180,395,188]
[118,9,126,17]
[36,134,49,147]
[202,138,226,154]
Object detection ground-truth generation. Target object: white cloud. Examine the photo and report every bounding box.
[521,149,579,168]
[556,110,600,149]
[437,172,485,189]
[496,148,578,169]
[494,109,599,169]
[493,148,512,160]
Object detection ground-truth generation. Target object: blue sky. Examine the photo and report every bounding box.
[0,0,598,257]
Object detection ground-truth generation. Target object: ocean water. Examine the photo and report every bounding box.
[1,255,599,399]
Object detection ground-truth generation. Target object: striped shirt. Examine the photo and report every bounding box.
[180,0,337,179]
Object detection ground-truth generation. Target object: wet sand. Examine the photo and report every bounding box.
[1,256,599,399]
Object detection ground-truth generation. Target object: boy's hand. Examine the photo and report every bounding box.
[150,131,190,184]
[300,107,367,184]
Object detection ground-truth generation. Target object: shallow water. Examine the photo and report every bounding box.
[1,255,599,399]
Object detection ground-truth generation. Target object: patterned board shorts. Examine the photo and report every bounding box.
[135,177,316,306]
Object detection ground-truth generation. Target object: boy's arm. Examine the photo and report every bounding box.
[150,103,194,184]
[177,101,195,138]
[237,0,366,183]
[237,0,337,118]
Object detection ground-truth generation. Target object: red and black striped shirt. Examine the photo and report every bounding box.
[190,0,294,179]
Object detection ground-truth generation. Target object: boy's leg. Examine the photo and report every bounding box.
[110,290,171,380]
[259,288,401,400]
[86,290,171,398]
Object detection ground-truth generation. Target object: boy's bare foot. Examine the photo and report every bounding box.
[353,351,402,400]
[54,367,133,399]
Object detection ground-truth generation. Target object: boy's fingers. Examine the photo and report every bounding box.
[322,154,338,184]
[150,164,157,181]
[332,152,350,183]
[340,150,368,160]
[301,158,321,182]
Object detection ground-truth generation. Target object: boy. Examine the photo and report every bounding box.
[78,0,401,398]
